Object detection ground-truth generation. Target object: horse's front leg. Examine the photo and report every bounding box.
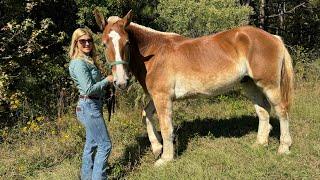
[152,94,174,166]
[142,100,162,158]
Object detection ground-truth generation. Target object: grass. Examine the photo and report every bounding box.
[126,82,320,179]
[0,81,319,179]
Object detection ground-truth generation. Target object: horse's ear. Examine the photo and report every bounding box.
[93,8,106,31]
[123,10,133,27]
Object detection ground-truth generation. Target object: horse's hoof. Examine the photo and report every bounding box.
[151,144,162,159]
[154,158,171,167]
[278,144,291,154]
[255,139,269,147]
[153,148,162,159]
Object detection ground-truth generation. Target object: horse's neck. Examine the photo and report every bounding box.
[127,23,167,94]
[127,23,181,53]
[128,23,157,52]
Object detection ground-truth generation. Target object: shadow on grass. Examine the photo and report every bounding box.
[175,115,280,155]
[110,115,280,179]
[109,135,150,179]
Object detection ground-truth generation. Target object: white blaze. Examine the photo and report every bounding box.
[109,30,128,85]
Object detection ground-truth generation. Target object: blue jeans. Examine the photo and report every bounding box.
[76,98,112,180]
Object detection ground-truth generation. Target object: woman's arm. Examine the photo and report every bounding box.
[70,60,108,95]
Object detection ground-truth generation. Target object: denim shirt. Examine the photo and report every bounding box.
[69,57,108,97]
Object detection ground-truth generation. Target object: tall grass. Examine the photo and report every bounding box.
[0,80,319,179]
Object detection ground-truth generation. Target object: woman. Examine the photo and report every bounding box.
[69,28,113,180]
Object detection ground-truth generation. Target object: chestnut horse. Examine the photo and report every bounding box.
[94,10,294,166]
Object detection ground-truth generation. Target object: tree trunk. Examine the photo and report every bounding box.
[279,1,285,35]
[259,0,266,29]
[243,0,251,6]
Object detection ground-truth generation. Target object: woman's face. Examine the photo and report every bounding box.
[77,34,93,55]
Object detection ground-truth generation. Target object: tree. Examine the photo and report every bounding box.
[156,0,253,37]
[75,0,160,32]
[0,0,78,125]
[251,0,320,50]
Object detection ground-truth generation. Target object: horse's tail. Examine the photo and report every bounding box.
[280,42,294,111]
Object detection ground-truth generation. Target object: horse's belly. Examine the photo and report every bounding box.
[173,75,241,99]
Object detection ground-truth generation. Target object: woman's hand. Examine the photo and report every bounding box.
[106,75,113,83]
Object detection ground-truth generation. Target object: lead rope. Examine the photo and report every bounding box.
[106,85,116,121]
[105,43,130,121]
[101,51,115,122]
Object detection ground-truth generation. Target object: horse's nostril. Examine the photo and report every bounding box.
[115,82,127,90]
[120,83,127,90]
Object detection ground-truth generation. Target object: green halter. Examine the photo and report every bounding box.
[107,60,129,69]
[105,44,131,69]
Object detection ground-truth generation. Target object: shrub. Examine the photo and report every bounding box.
[156,0,253,37]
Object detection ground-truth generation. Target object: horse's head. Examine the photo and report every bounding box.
[94,9,133,90]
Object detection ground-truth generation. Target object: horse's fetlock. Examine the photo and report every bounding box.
[280,135,292,146]
[256,136,269,146]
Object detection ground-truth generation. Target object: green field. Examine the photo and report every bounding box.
[1,82,319,179]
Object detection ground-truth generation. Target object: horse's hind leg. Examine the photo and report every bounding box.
[142,100,163,158]
[242,79,272,146]
[263,87,292,154]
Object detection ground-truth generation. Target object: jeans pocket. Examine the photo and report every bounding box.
[76,104,85,123]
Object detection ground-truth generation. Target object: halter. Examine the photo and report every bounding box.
[105,43,131,69]
[107,60,128,69]
[104,48,130,121]
[103,43,131,92]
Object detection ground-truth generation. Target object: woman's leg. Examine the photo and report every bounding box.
[81,131,97,179]
[91,117,112,180]
[77,101,97,180]
[85,100,112,180]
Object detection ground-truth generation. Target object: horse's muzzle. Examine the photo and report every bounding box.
[114,80,129,91]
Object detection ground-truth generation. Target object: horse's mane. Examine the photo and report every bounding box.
[107,16,180,37]
[107,16,121,24]
[129,22,180,36]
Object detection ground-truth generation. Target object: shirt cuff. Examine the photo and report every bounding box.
[101,78,109,87]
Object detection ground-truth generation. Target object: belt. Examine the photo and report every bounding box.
[79,95,100,100]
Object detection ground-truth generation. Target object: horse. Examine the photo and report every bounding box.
[94,9,294,166]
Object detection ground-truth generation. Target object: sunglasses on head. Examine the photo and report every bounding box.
[78,38,93,45]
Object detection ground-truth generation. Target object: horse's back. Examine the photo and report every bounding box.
[146,25,287,98]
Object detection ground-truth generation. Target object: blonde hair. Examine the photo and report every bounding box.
[69,28,97,62]
[69,28,106,75]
